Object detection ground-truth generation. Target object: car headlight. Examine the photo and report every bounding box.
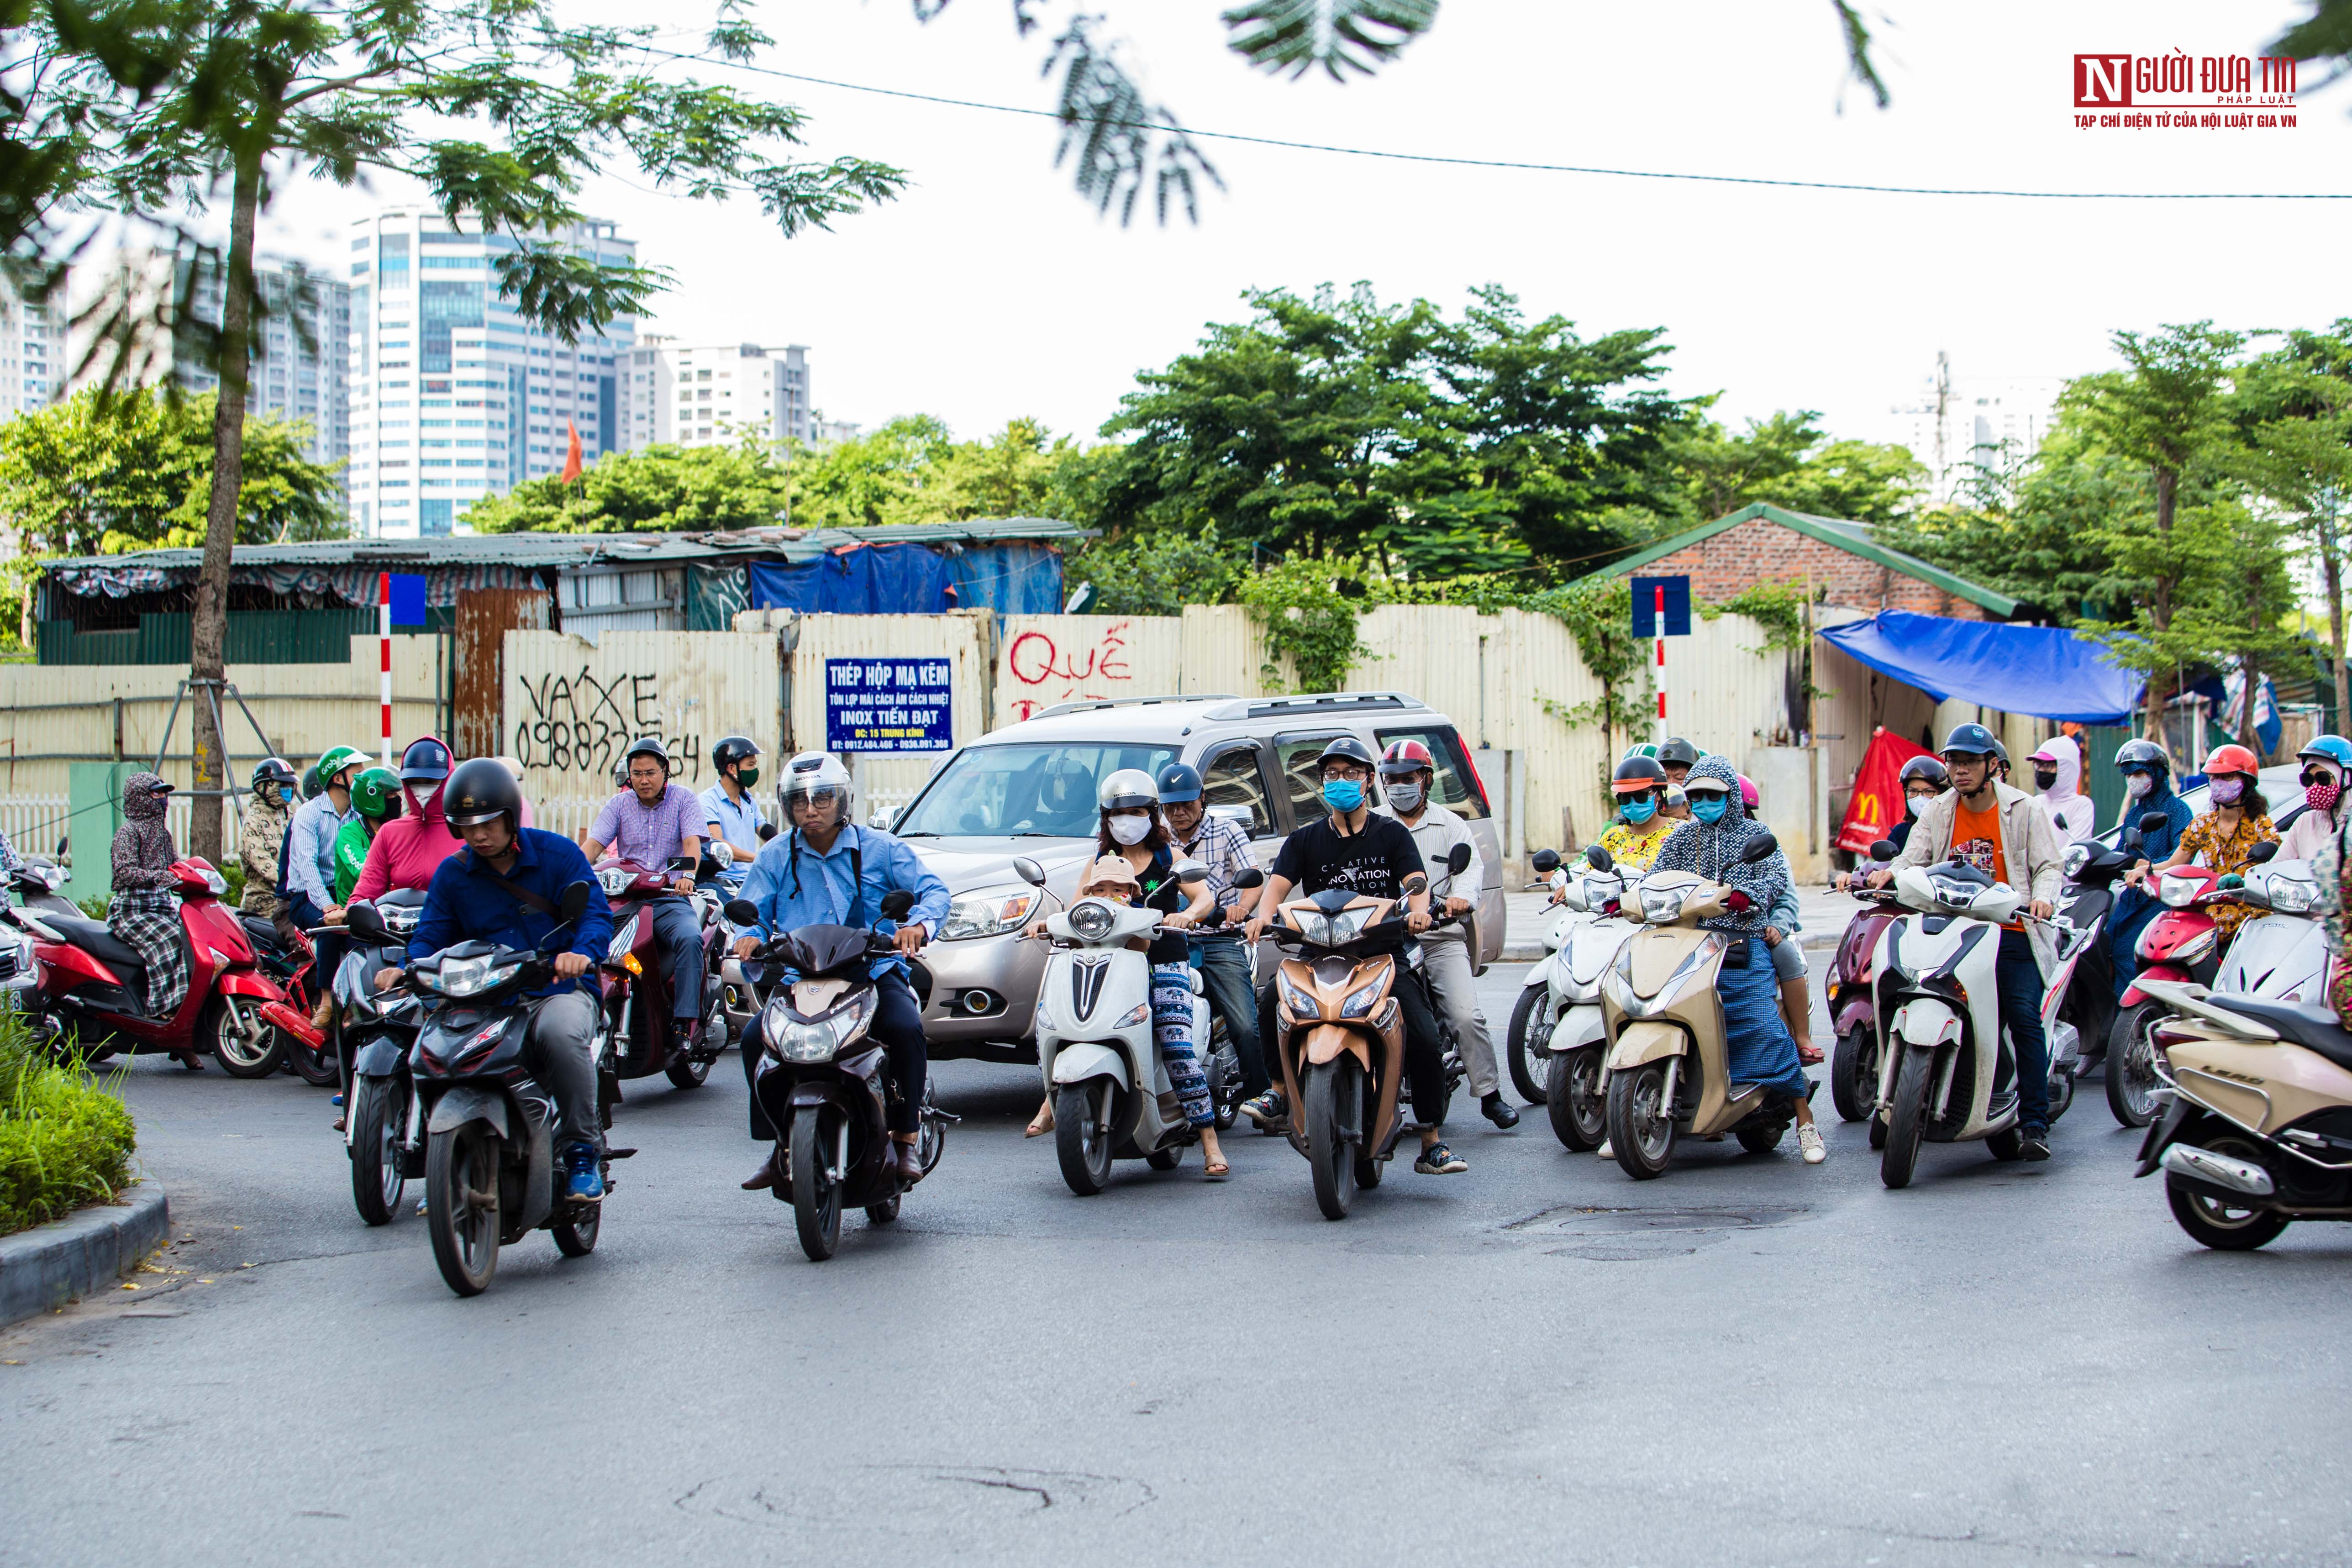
[431,955,520,998]
[607,911,641,964]
[1639,885,1688,923]
[1068,900,1117,942]
[1279,973,1319,1017]
[941,885,1041,941]
[2267,878,2318,915]
[597,865,636,897]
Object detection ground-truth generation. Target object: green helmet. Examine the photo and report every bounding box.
[349,767,403,823]
[315,745,371,790]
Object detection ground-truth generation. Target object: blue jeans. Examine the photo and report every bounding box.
[1187,934,1268,1097]
[1997,929,2050,1133]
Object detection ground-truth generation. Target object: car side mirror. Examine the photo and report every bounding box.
[880,889,916,921]
[1174,858,1210,884]
[758,821,778,842]
[1446,842,1473,875]
[1012,856,1047,888]
[1232,867,1265,889]
[1869,839,1898,863]
[2140,812,2170,836]
[1740,830,1781,864]
[725,897,760,926]
[1530,848,1560,875]
[2248,842,2278,864]
[867,808,897,830]
[1584,843,1613,873]
[1400,871,1428,896]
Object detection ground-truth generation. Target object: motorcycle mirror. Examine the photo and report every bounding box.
[1869,839,1898,862]
[558,880,592,925]
[1232,867,1266,889]
[1530,848,1560,875]
[725,897,761,926]
[758,821,778,842]
[2247,841,2278,865]
[667,855,696,874]
[1174,858,1211,884]
[879,888,917,920]
[1012,856,1047,888]
[1740,830,1781,864]
[1583,843,1614,873]
[1400,871,1429,896]
[1446,842,1473,875]
[2139,812,2170,836]
[344,901,384,940]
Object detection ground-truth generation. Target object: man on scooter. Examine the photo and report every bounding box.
[1243,737,1467,1175]
[730,752,949,1190]
[379,759,615,1202]
[699,735,767,894]
[1155,761,1273,1116]
[1867,723,2064,1159]
[582,738,717,1057]
[2105,739,2193,1004]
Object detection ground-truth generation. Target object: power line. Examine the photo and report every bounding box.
[646,46,2348,202]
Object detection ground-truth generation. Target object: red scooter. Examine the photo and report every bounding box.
[595,856,728,1093]
[18,857,322,1071]
[1825,873,1904,1125]
[2109,861,2234,1128]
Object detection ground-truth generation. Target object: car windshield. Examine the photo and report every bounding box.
[891,742,1178,839]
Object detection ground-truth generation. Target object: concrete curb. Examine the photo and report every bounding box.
[0,1186,168,1328]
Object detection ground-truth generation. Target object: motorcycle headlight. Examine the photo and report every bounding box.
[775,988,877,1064]
[1115,1001,1152,1028]
[1639,885,1688,924]
[431,955,521,999]
[382,902,421,937]
[597,865,636,897]
[2061,842,2092,881]
[1297,906,1372,947]
[606,912,641,964]
[1339,979,1384,1019]
[942,885,1041,941]
[2267,878,2318,916]
[2158,872,2203,910]
[1279,973,1319,1017]
[1068,900,1117,942]
[1930,878,1981,910]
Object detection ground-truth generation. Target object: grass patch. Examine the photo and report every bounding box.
[0,1014,138,1237]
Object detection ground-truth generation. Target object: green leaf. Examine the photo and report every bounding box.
[1221,0,1439,82]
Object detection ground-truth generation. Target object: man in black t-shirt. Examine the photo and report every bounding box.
[1243,737,1466,1174]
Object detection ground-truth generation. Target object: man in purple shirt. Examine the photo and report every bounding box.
[583,737,722,1050]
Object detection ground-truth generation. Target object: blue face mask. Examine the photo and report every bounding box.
[1690,795,1729,824]
[1621,797,1657,825]
[1323,779,1365,813]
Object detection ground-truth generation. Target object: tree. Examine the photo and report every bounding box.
[1670,410,1922,526]
[2239,324,2352,728]
[30,0,904,860]
[464,437,792,534]
[929,416,1075,520]
[0,384,341,555]
[784,415,954,528]
[1066,525,1242,617]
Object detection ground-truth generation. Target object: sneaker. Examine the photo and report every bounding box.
[1480,1092,1520,1130]
[1241,1090,1288,1129]
[1413,1141,1468,1175]
[1595,1139,1613,1158]
[1798,1124,1827,1164]
[563,1143,606,1202]
[2020,1126,2051,1162]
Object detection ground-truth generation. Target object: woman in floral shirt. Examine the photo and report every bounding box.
[2125,744,2277,946]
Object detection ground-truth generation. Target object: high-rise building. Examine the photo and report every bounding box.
[68,246,349,474]
[812,413,863,447]
[0,267,68,419]
[623,338,810,451]
[1886,353,2064,505]
[345,206,636,538]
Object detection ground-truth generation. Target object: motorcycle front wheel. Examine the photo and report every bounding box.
[1303,1058,1358,1220]
[1830,1028,1878,1123]
[425,1123,501,1297]
[349,1076,405,1226]
[790,1105,844,1261]
[207,997,284,1079]
[1605,1062,1677,1180]
[2105,1000,2167,1128]
[1880,1046,1935,1190]
[1505,985,1553,1105]
[1547,1044,1606,1151]
[1053,1082,1112,1196]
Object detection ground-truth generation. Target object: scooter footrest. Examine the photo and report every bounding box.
[605,1147,638,1159]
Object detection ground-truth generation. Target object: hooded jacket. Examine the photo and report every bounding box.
[1649,757,1793,934]
[2032,736,2097,846]
[350,736,463,900]
[238,788,291,916]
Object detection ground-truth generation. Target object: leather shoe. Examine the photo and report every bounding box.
[890,1138,925,1184]
[740,1147,780,1190]
[1481,1092,1520,1130]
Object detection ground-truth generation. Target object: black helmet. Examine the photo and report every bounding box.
[1155,761,1204,804]
[300,763,322,800]
[2114,738,2171,776]
[1656,737,1702,768]
[1314,736,1377,772]
[443,757,525,837]
[1939,722,1999,758]
[251,756,298,793]
[1611,755,1667,796]
[1897,756,1952,791]
[623,737,671,778]
[712,735,758,772]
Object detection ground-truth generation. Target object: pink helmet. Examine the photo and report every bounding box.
[1737,773,1759,811]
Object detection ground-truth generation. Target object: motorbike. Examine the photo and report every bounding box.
[1510,845,1642,1152]
[17,856,321,1073]
[723,889,952,1262]
[337,889,430,1226]
[2130,977,2352,1252]
[1505,848,1573,1105]
[593,855,730,1093]
[1,858,74,1017]
[247,917,329,1086]
[7,856,80,923]
[404,881,618,1297]
[2031,824,2143,1122]
[2108,848,2236,1129]
[2211,853,2326,1003]
[1824,868,1904,1125]
[1597,831,1809,1180]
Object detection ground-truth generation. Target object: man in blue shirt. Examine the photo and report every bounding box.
[698,734,766,894]
[730,751,949,1189]
[378,758,617,1202]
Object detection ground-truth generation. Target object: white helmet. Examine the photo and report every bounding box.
[780,751,852,814]
[1098,768,1159,812]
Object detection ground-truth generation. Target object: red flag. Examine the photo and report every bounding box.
[1838,726,1935,854]
[560,419,583,483]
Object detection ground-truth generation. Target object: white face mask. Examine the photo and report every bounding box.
[1106,814,1151,846]
[2126,773,2155,800]
[1904,793,1927,818]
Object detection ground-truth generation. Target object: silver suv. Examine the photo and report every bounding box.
[882,691,1506,1063]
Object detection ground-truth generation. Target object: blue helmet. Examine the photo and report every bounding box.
[2297,734,2352,771]
[1155,761,1204,805]
[1939,722,1999,759]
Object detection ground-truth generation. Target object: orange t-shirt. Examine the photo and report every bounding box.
[1948,796,2019,929]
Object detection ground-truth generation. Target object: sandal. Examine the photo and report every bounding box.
[1796,1043,1824,1065]
[1024,1103,1054,1138]
[1202,1142,1230,1180]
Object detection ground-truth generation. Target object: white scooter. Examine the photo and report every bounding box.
[2214,851,2328,1003]
[1506,844,1642,1151]
[1015,855,1221,1196]
[1871,854,2034,1188]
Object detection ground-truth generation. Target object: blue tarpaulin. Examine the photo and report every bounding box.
[945,543,1064,615]
[1818,610,2144,723]
[748,543,951,615]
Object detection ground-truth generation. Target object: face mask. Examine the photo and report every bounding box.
[1106,814,1152,846]
[2209,778,2244,807]
[1323,779,1365,813]
[2308,781,2342,813]
[737,767,760,789]
[1904,793,1928,818]
[1621,796,1657,825]
[2032,768,2058,792]
[1690,795,1729,824]
[1387,781,1424,814]
[408,784,432,810]
[2126,773,2154,799]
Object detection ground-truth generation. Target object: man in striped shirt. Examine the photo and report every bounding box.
[1155,762,1271,1117]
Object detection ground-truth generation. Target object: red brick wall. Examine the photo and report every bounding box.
[1636,516,1991,621]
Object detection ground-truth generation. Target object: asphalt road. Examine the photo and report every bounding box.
[4,963,2347,1568]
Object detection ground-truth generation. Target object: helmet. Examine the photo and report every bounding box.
[250,756,297,794]
[1620,742,1660,761]
[779,751,852,813]
[2297,735,2352,770]
[301,763,322,800]
[712,735,759,771]
[349,767,403,822]
[623,737,671,779]
[443,757,525,836]
[1991,739,2010,768]
[2204,742,2259,778]
[1610,755,1667,796]
[1378,738,1436,779]
[1098,768,1160,812]
[1897,756,1952,791]
[315,745,370,789]
[2114,738,2172,775]
[1154,761,1204,805]
[1663,784,1688,810]
[1737,774,1760,811]
[399,737,452,784]
[1314,736,1378,773]
[1939,723,2000,758]
[1656,737,1702,768]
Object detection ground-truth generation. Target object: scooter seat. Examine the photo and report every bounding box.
[2210,996,2352,1074]
[38,913,149,979]
[242,914,290,954]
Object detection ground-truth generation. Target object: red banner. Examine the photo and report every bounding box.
[1838,727,1934,855]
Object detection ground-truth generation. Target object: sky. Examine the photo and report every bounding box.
[250,0,2350,448]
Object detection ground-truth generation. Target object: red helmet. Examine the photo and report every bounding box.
[2204,743,2259,779]
[1378,738,1436,778]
